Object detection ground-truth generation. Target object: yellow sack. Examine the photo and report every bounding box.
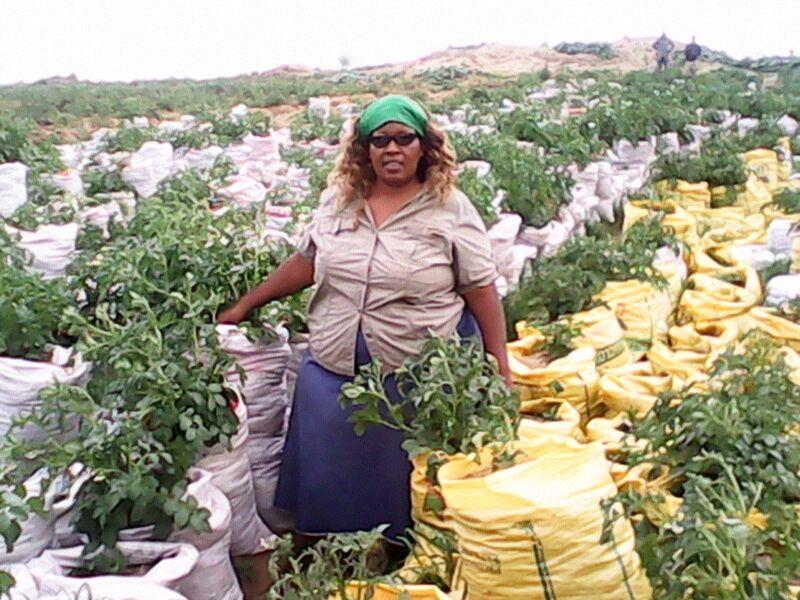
[655,179,710,209]
[710,176,772,213]
[662,205,700,245]
[709,184,745,209]
[438,438,652,600]
[585,414,647,456]
[687,243,731,273]
[612,463,684,527]
[622,202,653,231]
[571,306,632,372]
[518,398,582,442]
[678,268,762,322]
[342,582,456,600]
[509,346,600,422]
[742,148,780,192]
[623,199,700,245]
[648,341,710,384]
[667,320,740,361]
[411,454,456,532]
[777,346,800,386]
[598,361,672,417]
[760,197,800,225]
[515,307,630,373]
[594,281,672,356]
[698,213,767,255]
[398,522,461,593]
[687,205,762,233]
[741,307,800,352]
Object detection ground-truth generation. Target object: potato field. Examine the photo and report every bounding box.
[1,60,800,599]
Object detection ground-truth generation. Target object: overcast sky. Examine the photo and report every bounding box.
[1,0,798,85]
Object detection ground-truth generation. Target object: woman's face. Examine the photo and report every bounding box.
[367,122,424,187]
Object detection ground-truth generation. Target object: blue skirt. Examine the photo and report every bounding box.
[274,310,482,540]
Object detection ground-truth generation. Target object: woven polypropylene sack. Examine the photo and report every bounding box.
[508,346,600,423]
[598,362,672,418]
[438,438,652,599]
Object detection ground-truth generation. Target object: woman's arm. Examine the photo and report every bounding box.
[218,252,315,324]
[461,283,512,387]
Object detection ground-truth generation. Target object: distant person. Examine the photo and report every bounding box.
[684,36,702,75]
[653,33,675,71]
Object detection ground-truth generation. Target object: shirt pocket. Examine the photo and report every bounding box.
[315,215,359,277]
[401,223,455,290]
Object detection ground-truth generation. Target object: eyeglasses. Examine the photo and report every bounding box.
[368,133,419,148]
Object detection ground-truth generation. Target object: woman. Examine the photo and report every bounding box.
[218,94,510,542]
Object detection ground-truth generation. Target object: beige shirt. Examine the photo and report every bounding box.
[297,186,498,376]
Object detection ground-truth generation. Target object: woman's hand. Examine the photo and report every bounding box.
[217,302,251,325]
[216,252,315,325]
[500,364,513,389]
[461,283,513,388]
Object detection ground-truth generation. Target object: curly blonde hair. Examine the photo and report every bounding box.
[327,115,458,208]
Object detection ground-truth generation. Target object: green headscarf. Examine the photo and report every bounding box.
[357,95,429,141]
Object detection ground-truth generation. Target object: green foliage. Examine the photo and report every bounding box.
[653,134,748,188]
[0,115,62,171]
[340,334,519,459]
[280,145,336,204]
[289,108,345,144]
[554,42,616,60]
[83,167,132,196]
[537,318,580,359]
[0,260,75,360]
[615,335,800,599]
[503,217,675,335]
[419,66,474,90]
[497,105,607,167]
[268,526,395,599]
[0,168,298,571]
[100,111,272,153]
[491,138,574,227]
[771,187,800,213]
[457,166,499,226]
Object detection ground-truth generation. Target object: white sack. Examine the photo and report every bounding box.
[686,124,711,151]
[777,114,799,137]
[174,469,243,600]
[182,145,223,171]
[2,562,40,599]
[308,96,332,121]
[216,325,291,516]
[737,118,760,137]
[0,163,28,218]
[46,169,84,196]
[216,175,267,208]
[767,219,800,256]
[6,223,79,279]
[612,139,655,164]
[659,132,681,155]
[488,213,522,271]
[230,104,249,120]
[594,197,617,222]
[766,275,800,307]
[122,141,175,198]
[0,347,91,441]
[194,399,275,555]
[29,542,197,599]
[729,244,779,271]
[0,471,55,565]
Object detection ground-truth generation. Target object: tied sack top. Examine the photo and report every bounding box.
[297,187,498,376]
